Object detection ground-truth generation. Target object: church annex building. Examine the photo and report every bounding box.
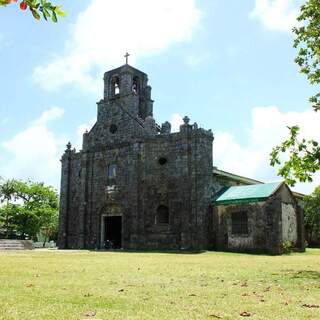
[58,63,305,255]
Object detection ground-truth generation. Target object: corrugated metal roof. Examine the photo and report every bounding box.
[214,182,283,205]
[213,167,263,185]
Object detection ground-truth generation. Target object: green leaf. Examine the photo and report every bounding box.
[55,5,65,17]
[31,8,41,20]
[51,10,57,22]
[43,7,50,18]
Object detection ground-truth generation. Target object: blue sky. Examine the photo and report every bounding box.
[0,0,319,193]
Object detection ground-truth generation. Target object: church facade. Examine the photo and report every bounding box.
[58,64,305,254]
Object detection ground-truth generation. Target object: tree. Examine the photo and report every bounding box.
[0,0,65,22]
[270,126,320,186]
[0,179,19,238]
[0,204,21,239]
[39,207,58,247]
[0,179,59,241]
[270,0,320,186]
[304,185,320,245]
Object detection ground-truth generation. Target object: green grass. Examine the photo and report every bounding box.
[0,249,320,320]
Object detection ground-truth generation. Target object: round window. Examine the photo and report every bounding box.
[109,124,118,134]
[158,157,167,165]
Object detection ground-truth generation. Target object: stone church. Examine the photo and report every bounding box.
[58,63,305,254]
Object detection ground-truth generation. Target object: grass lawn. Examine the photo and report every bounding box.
[0,249,320,320]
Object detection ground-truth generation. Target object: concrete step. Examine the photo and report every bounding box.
[0,240,34,250]
[0,245,25,249]
[0,241,23,244]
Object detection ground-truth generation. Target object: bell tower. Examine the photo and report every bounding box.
[102,56,154,120]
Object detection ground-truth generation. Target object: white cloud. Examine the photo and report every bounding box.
[214,106,320,194]
[0,108,66,189]
[250,0,301,32]
[33,107,65,126]
[170,113,184,132]
[33,0,202,93]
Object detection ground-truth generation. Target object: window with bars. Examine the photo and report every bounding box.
[231,211,248,235]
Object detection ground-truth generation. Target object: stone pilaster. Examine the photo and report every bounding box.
[58,142,72,249]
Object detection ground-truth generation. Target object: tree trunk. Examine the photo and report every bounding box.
[43,236,47,248]
[4,199,9,239]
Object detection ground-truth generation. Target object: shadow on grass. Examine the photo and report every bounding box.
[290,270,320,280]
[281,268,320,279]
[57,248,315,257]
[89,249,206,255]
[87,249,285,256]
[88,248,283,256]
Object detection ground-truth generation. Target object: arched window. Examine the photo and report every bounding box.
[156,205,169,224]
[231,211,248,235]
[132,76,139,94]
[111,76,120,95]
[108,164,117,179]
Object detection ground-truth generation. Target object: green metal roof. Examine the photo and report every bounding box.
[214,182,283,205]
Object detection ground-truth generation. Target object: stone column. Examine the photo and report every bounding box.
[78,152,89,249]
[58,142,72,249]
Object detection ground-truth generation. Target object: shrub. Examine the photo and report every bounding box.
[282,240,293,254]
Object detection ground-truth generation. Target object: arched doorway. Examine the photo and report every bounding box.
[100,204,122,249]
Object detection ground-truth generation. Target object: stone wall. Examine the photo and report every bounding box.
[282,203,298,244]
[213,201,277,253]
[213,184,305,254]
[277,184,305,251]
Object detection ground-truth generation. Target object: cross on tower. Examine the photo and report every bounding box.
[124,52,130,65]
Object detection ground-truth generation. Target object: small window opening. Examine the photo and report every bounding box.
[158,157,167,165]
[108,164,117,179]
[115,83,120,95]
[231,211,248,235]
[156,205,169,224]
[132,77,139,94]
[112,77,120,95]
[110,124,118,134]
